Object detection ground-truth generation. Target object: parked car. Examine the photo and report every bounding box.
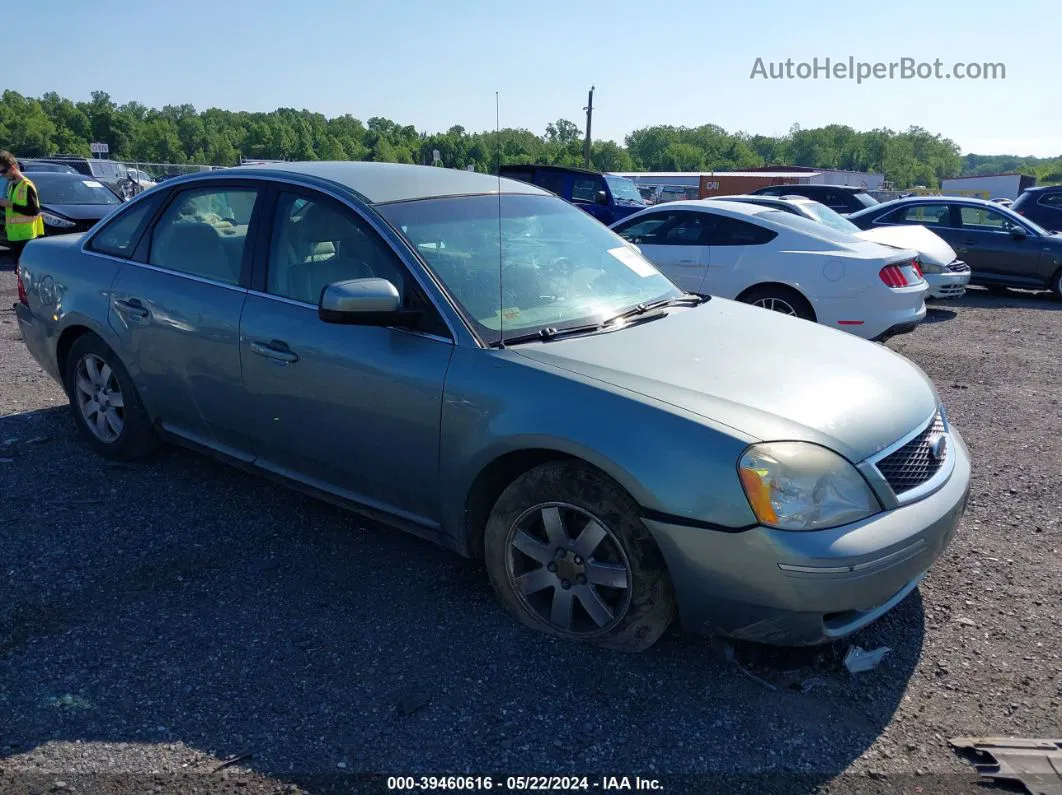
[847,196,1062,298]
[14,162,971,651]
[497,164,646,225]
[646,184,702,205]
[1011,186,1062,232]
[30,156,128,194]
[748,183,880,215]
[1,171,123,240]
[713,194,971,299]
[18,159,79,174]
[610,199,927,340]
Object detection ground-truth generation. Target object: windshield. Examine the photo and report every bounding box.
[802,202,861,233]
[852,192,879,209]
[758,209,864,244]
[377,194,683,344]
[605,175,646,205]
[33,175,121,205]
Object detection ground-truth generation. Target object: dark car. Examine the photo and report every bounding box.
[748,184,879,215]
[29,156,128,193]
[497,164,646,225]
[18,159,79,174]
[847,196,1062,298]
[1011,186,1062,233]
[12,171,124,236]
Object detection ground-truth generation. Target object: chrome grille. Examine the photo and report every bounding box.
[876,412,948,495]
[947,260,971,273]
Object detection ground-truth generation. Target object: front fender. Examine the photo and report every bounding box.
[438,346,759,544]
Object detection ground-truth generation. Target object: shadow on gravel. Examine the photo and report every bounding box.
[923,306,958,325]
[961,285,1062,311]
[0,406,926,794]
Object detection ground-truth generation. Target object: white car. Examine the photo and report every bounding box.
[712,194,972,300]
[610,200,928,341]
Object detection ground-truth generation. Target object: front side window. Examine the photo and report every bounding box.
[572,176,603,202]
[377,194,682,345]
[1039,193,1062,208]
[148,186,259,285]
[267,191,409,305]
[612,213,676,243]
[87,193,163,259]
[958,206,1021,233]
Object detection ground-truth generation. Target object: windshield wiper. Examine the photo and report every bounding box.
[599,293,708,327]
[490,323,603,347]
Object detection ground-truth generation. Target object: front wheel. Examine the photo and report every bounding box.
[64,333,159,461]
[483,461,676,652]
[1051,268,1062,300]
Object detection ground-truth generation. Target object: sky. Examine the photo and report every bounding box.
[11,0,1062,158]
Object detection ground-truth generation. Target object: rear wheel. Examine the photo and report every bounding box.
[1051,268,1062,300]
[483,461,675,652]
[738,284,815,321]
[64,334,159,461]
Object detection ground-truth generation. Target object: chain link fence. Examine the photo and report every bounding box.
[116,161,225,199]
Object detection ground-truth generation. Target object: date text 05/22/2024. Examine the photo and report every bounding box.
[386,776,664,791]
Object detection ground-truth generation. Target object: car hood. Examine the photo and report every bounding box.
[853,225,956,266]
[42,203,120,222]
[513,298,939,463]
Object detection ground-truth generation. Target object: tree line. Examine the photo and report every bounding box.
[2,90,1059,188]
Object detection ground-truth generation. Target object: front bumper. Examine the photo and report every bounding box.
[644,426,971,646]
[925,263,971,299]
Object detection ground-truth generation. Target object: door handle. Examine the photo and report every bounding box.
[250,340,299,364]
[677,259,697,264]
[113,298,149,318]
[961,239,977,246]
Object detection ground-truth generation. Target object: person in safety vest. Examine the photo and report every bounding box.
[0,150,45,260]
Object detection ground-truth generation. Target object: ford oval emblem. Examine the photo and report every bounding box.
[928,434,948,461]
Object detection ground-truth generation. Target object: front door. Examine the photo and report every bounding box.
[238,188,455,523]
[952,204,1044,287]
[611,210,709,293]
[107,182,263,456]
[571,173,611,223]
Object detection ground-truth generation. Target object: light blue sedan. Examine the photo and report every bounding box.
[13,162,971,651]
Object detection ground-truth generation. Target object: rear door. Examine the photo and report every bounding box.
[1031,191,1062,231]
[107,180,265,457]
[611,210,709,292]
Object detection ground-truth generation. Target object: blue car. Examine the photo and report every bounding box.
[498,164,646,225]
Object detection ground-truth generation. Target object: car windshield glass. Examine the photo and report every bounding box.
[802,202,861,233]
[852,192,879,208]
[32,175,121,205]
[758,209,862,244]
[605,176,645,204]
[377,194,683,344]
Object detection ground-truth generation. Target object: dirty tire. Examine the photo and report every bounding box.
[738,284,815,322]
[1052,267,1062,301]
[64,332,159,461]
[483,461,675,652]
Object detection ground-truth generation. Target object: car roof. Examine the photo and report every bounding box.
[717,194,814,204]
[216,161,551,204]
[758,183,867,193]
[500,163,604,177]
[653,199,777,217]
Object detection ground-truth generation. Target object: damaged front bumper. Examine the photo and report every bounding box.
[643,427,971,646]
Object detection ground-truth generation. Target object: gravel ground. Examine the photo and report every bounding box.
[1,251,1060,795]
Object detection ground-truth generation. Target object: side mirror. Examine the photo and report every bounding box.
[595,190,609,206]
[1009,226,1027,240]
[319,277,420,327]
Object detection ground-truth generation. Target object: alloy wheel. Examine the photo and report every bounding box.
[753,297,798,315]
[505,502,632,636]
[75,354,125,443]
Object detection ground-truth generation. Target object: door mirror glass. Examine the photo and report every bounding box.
[319,277,420,326]
[1010,225,1027,240]
[595,190,609,206]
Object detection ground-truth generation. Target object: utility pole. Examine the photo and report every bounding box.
[583,85,594,169]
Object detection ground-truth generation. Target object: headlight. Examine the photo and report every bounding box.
[917,259,945,274]
[738,442,881,531]
[42,212,75,228]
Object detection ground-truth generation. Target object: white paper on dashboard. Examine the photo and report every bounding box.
[608,246,656,277]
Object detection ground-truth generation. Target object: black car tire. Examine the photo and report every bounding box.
[64,333,159,461]
[738,284,816,322]
[483,461,676,652]
[1052,268,1062,301]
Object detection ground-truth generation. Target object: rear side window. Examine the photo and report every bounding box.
[534,170,567,196]
[709,216,778,246]
[500,168,535,184]
[87,193,163,259]
[572,175,602,202]
[1040,193,1062,208]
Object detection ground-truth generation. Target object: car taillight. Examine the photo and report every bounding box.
[16,261,29,306]
[911,259,923,278]
[879,264,909,288]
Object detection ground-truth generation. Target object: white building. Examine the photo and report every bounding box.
[940,173,1037,200]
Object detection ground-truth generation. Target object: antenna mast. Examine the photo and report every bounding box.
[496,91,504,348]
[583,85,595,168]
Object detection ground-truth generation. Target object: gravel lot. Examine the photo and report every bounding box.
[1,250,1060,795]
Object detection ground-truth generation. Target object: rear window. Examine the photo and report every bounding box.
[758,210,861,244]
[851,191,879,208]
